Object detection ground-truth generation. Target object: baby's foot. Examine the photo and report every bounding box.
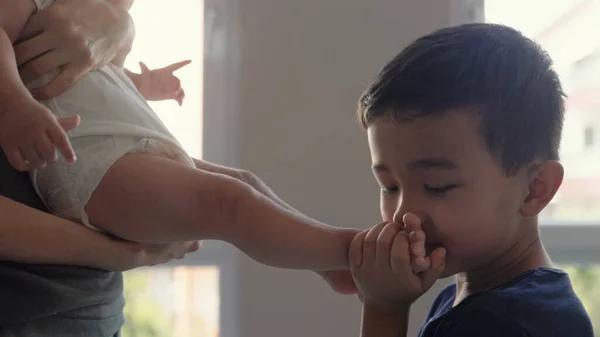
[403,213,431,274]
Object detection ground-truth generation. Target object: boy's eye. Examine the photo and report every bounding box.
[424,184,458,197]
[380,186,399,195]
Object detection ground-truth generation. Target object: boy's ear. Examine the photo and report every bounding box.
[520,160,564,218]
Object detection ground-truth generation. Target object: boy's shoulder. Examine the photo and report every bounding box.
[419,268,594,337]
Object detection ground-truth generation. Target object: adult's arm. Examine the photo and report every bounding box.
[0,196,199,271]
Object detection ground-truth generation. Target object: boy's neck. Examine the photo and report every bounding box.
[453,226,552,305]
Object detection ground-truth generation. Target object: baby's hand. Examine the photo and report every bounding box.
[0,100,78,171]
[133,60,191,106]
[404,213,431,274]
[349,221,445,313]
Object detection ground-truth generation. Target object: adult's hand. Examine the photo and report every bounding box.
[316,269,359,295]
[14,0,135,99]
[100,239,203,272]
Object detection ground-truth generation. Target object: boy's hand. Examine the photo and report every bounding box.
[131,60,191,106]
[349,220,445,314]
[0,101,78,171]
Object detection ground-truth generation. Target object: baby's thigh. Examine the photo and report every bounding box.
[85,147,210,244]
[32,135,136,227]
[33,136,193,232]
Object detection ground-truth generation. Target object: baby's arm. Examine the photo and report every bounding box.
[0,2,76,170]
[0,1,37,104]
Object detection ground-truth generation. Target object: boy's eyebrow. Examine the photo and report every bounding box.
[408,158,458,170]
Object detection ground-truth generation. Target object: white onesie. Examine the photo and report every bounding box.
[28,0,194,229]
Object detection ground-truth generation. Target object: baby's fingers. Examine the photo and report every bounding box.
[36,135,58,163]
[4,147,29,171]
[419,247,446,288]
[21,143,46,169]
[409,230,426,257]
[48,122,76,164]
[412,255,431,274]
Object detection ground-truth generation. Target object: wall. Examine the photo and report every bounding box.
[203,1,482,336]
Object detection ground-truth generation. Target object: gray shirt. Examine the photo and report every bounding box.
[0,151,124,336]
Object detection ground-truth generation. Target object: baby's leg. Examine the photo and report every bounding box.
[403,213,431,274]
[85,149,356,270]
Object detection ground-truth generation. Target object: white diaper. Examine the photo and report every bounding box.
[31,135,194,231]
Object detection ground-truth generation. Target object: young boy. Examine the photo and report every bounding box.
[348,23,594,336]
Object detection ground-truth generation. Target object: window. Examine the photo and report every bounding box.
[121,1,229,336]
[124,0,204,159]
[485,1,600,334]
[122,267,219,337]
[557,264,600,333]
[584,125,594,148]
[485,0,600,224]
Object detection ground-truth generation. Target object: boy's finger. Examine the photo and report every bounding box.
[363,222,389,263]
[420,247,446,288]
[389,231,411,274]
[376,222,401,265]
[349,230,368,269]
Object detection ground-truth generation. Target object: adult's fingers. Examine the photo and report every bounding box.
[31,64,88,100]
[17,9,50,41]
[19,50,70,84]
[14,32,57,67]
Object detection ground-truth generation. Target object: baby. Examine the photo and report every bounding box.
[0,0,431,274]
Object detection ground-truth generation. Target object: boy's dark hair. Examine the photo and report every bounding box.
[358,23,565,175]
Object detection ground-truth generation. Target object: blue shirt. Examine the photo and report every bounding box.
[419,268,594,337]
